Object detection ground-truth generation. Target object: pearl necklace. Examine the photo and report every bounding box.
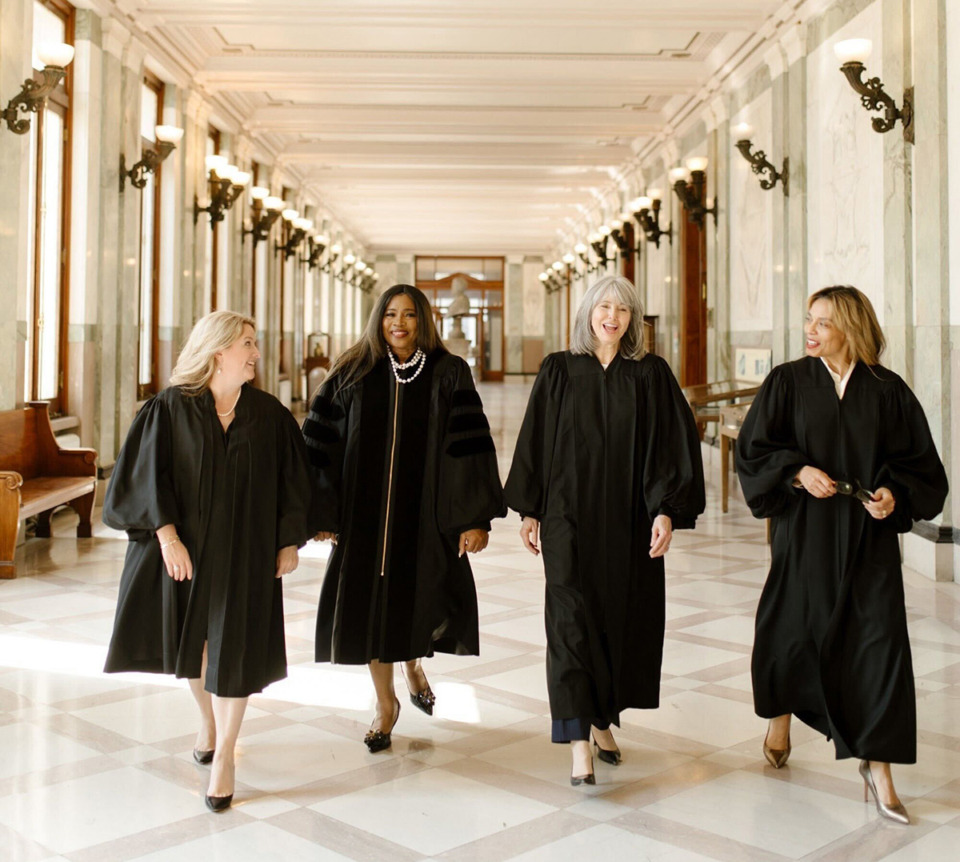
[387,348,426,384]
[216,388,243,418]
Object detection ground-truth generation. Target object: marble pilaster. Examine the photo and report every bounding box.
[0,0,32,409]
[504,256,523,374]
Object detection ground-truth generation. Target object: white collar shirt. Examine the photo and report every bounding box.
[822,358,856,399]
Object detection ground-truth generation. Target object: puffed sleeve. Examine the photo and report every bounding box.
[436,357,506,535]
[276,406,313,550]
[102,395,179,537]
[503,353,567,521]
[873,377,949,532]
[302,378,350,535]
[639,355,706,530]
[735,365,807,519]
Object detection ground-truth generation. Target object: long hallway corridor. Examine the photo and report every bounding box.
[0,381,958,860]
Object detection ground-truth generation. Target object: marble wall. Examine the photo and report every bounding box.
[806,3,885,320]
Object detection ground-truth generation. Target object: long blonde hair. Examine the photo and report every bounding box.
[808,286,885,366]
[569,275,646,360]
[169,311,257,394]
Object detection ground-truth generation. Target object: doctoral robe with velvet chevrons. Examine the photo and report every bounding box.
[504,351,705,727]
[303,350,506,664]
[736,357,948,763]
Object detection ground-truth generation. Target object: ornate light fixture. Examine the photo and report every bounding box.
[194,155,251,226]
[834,39,913,144]
[609,219,632,256]
[589,226,610,268]
[275,211,311,258]
[2,42,74,134]
[732,123,789,194]
[359,267,379,292]
[241,188,285,245]
[671,158,718,228]
[320,243,342,274]
[300,233,329,268]
[630,191,672,248]
[336,251,357,280]
[538,267,566,293]
[120,125,183,191]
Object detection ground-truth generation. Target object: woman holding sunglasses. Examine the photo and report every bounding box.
[736,285,947,825]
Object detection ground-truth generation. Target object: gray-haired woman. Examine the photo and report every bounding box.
[505,275,705,785]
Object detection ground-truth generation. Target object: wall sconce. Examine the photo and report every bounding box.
[630,191,672,248]
[731,123,789,195]
[241,188,285,245]
[359,269,379,292]
[336,251,357,280]
[194,155,250,226]
[120,125,183,192]
[671,158,718,228]
[2,42,74,134]
[300,233,329,268]
[349,258,367,287]
[589,227,610,269]
[320,243,342,273]
[609,219,632,256]
[834,39,913,144]
[539,269,565,293]
[275,211,311,258]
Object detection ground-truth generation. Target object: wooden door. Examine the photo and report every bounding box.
[679,216,707,387]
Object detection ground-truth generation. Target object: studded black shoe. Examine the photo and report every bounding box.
[364,698,400,753]
[402,661,436,716]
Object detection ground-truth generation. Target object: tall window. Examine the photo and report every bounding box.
[203,127,220,312]
[137,74,163,399]
[24,0,74,411]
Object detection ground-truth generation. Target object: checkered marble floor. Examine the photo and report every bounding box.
[2,379,960,861]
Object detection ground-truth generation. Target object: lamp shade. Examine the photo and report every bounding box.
[587,232,600,243]
[281,209,299,221]
[598,224,611,236]
[37,42,75,68]
[315,233,329,245]
[574,242,587,254]
[205,154,227,174]
[732,122,754,140]
[610,219,623,231]
[343,253,356,265]
[562,253,575,264]
[355,258,366,270]
[834,38,872,64]
[539,272,549,282]
[295,218,313,231]
[635,196,652,210]
[250,186,270,201]
[552,261,564,271]
[331,243,342,255]
[264,196,284,211]
[669,167,691,183]
[647,188,662,200]
[155,125,184,144]
[686,156,709,173]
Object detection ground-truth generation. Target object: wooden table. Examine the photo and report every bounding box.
[682,379,761,426]
[718,402,753,513]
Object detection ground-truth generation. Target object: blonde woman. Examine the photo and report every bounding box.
[505,276,705,786]
[736,286,948,824]
[103,311,311,813]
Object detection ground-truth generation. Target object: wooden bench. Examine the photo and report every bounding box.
[0,402,97,578]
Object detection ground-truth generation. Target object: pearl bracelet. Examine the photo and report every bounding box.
[159,536,180,550]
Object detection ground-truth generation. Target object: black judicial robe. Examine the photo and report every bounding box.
[303,351,506,664]
[736,358,948,763]
[504,351,705,725]
[103,385,312,697]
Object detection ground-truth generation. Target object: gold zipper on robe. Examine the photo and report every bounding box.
[380,376,401,577]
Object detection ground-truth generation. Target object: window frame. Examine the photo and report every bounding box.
[25,0,75,414]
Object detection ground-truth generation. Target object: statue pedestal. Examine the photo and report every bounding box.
[446,314,471,360]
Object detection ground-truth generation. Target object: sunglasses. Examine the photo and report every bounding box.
[835,479,876,503]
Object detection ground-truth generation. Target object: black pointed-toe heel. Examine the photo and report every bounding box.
[364,698,400,753]
[409,687,436,716]
[591,733,621,766]
[193,748,215,764]
[205,793,233,813]
[571,754,596,787]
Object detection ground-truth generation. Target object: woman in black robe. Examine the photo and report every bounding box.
[303,284,505,752]
[736,285,948,825]
[504,275,705,785]
[103,311,311,812]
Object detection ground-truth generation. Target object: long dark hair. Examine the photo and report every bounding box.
[328,284,446,390]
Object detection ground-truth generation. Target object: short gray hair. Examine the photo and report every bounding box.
[569,275,646,360]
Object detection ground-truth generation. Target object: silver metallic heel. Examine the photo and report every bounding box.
[859,760,909,825]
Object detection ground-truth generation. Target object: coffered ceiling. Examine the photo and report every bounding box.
[107,0,810,254]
